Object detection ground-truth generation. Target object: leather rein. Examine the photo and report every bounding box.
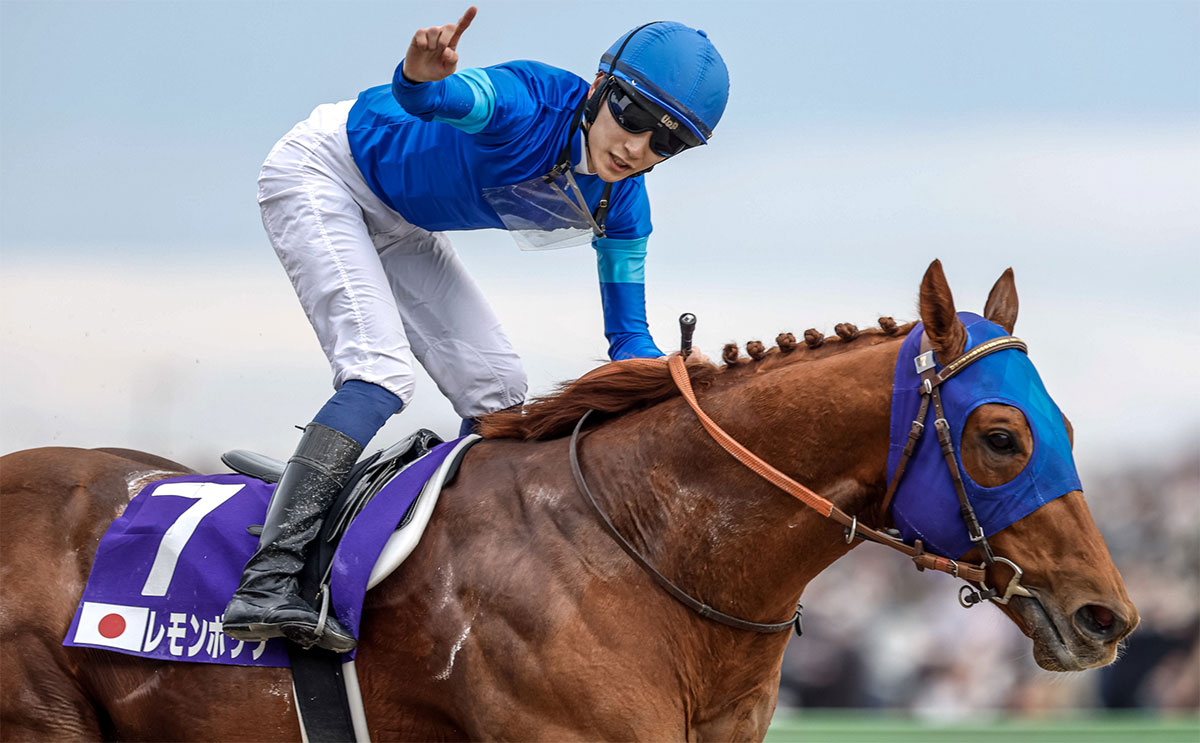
[569,331,1035,634]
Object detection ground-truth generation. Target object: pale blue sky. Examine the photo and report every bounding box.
[1,1,1197,471]
[2,0,1196,251]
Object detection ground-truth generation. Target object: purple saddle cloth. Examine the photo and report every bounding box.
[63,438,466,667]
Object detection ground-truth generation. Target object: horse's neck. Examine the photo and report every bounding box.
[582,338,900,631]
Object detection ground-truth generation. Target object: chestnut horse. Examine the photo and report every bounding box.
[0,261,1136,741]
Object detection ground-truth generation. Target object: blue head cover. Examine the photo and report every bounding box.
[887,313,1082,559]
[600,21,730,142]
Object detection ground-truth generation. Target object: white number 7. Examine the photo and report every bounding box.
[141,482,245,597]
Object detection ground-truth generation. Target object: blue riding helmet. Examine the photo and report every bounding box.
[886,313,1082,559]
[599,21,730,144]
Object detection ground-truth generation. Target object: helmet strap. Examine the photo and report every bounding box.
[546,95,614,237]
[585,21,662,125]
[544,22,666,236]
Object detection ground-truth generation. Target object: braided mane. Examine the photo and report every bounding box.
[479,319,915,440]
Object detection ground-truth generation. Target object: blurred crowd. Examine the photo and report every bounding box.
[778,446,1199,717]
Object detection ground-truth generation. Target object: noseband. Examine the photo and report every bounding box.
[569,332,1033,634]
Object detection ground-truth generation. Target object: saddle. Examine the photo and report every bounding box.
[221,428,451,590]
[221,429,475,743]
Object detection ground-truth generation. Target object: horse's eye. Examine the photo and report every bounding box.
[987,430,1016,453]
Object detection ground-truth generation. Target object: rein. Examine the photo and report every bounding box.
[569,331,1036,634]
[570,412,801,634]
[665,351,987,584]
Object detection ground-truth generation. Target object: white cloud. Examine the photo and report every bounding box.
[3,122,1196,474]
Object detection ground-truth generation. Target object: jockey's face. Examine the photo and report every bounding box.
[585,73,667,182]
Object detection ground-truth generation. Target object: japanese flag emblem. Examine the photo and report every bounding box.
[74,601,150,651]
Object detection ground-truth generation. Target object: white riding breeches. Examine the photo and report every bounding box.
[257,100,528,419]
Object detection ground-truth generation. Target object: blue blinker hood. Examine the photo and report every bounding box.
[887,313,1081,559]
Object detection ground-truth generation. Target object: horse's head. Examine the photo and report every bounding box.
[909,260,1138,671]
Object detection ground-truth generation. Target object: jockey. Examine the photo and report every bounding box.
[222,7,730,652]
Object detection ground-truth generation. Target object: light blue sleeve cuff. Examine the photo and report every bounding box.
[431,68,496,134]
[392,64,496,133]
[594,236,659,358]
[593,236,649,283]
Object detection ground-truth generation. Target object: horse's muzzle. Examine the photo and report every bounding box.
[1010,591,1136,672]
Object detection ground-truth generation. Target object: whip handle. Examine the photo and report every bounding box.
[679,313,696,359]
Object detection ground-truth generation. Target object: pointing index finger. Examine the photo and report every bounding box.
[447,5,477,49]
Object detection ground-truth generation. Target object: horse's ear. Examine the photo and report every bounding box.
[919,259,966,361]
[983,267,1019,334]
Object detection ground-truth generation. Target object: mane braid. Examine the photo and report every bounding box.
[726,319,916,374]
[479,319,917,440]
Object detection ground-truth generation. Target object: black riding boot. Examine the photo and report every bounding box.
[222,422,362,652]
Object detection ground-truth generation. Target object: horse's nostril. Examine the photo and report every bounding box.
[1075,604,1121,640]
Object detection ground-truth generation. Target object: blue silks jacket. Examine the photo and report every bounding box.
[346,61,662,360]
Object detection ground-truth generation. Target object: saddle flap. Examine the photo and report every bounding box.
[325,429,445,542]
[221,450,285,484]
[304,429,446,594]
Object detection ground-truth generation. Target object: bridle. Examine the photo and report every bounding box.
[568,331,1034,635]
[889,333,1036,609]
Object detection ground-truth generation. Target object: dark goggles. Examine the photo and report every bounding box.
[604,78,703,158]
